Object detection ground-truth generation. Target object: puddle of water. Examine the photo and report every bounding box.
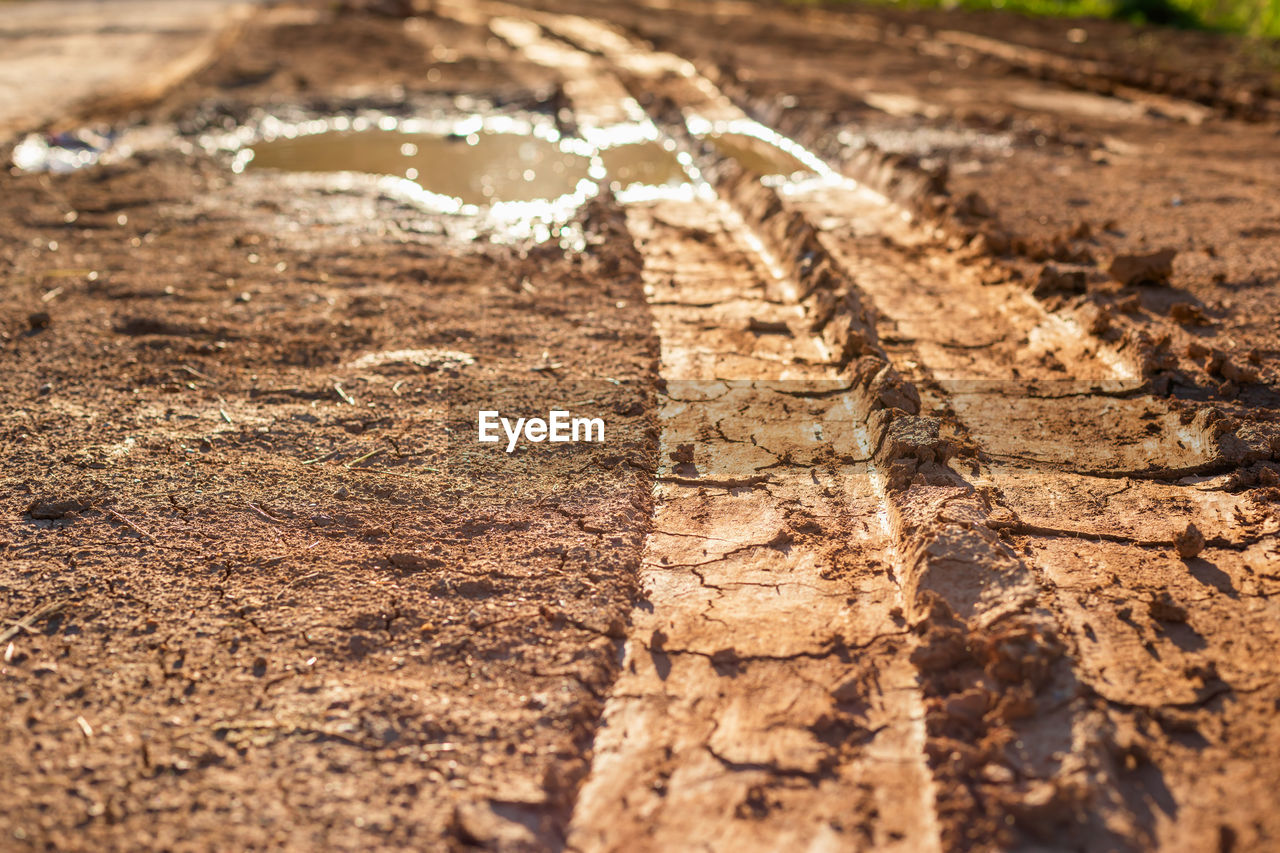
[248,129,594,206]
[241,123,701,204]
[598,141,688,190]
[707,132,809,176]
[14,104,881,243]
[685,116,896,210]
[238,115,699,217]
[684,116,843,187]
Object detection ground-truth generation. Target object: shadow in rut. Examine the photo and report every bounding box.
[1120,760,1180,832]
[1162,621,1209,653]
[1187,557,1236,597]
[649,629,672,681]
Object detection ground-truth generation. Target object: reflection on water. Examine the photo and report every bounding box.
[243,119,700,211]
[707,132,809,176]
[598,140,688,190]
[248,129,594,206]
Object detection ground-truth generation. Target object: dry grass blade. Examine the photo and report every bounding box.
[344,447,383,468]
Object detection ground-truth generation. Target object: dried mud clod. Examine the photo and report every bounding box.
[850,355,922,416]
[1107,248,1177,287]
[1174,522,1206,560]
[1169,301,1210,326]
[868,409,955,489]
[1204,349,1262,386]
[907,593,1100,847]
[1031,263,1088,299]
[1224,461,1280,492]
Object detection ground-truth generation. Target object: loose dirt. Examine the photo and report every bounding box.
[2,0,1278,850]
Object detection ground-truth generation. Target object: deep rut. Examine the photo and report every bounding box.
[569,201,936,852]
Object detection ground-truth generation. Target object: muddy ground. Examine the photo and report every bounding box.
[2,1,1279,850]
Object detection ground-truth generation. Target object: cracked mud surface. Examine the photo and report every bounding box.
[2,0,1279,850]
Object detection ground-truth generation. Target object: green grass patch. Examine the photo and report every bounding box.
[818,0,1280,38]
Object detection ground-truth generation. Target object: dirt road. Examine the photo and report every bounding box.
[0,0,258,139]
[2,0,1278,849]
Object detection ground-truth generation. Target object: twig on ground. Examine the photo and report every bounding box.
[248,503,283,525]
[104,507,155,542]
[0,599,72,645]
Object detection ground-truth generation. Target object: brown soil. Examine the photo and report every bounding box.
[2,1,1279,850]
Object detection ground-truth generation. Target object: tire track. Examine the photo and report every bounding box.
[569,201,936,851]
[523,8,1172,848]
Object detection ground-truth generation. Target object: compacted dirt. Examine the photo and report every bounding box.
[2,1,1279,850]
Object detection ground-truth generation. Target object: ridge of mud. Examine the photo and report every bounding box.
[721,77,1280,413]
